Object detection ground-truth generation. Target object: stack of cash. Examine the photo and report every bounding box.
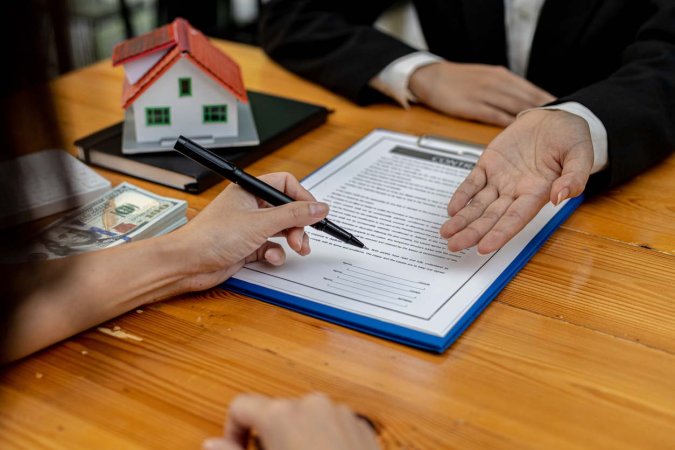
[25,182,187,260]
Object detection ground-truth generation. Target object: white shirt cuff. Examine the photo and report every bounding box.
[368,52,443,108]
[521,102,609,174]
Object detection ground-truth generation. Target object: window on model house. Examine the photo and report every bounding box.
[145,107,171,126]
[178,77,191,97]
[203,104,227,123]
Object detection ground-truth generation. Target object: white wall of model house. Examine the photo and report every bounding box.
[129,56,238,143]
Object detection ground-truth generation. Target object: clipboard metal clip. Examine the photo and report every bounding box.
[417,135,484,161]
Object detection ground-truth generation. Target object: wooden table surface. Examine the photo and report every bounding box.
[2,40,674,450]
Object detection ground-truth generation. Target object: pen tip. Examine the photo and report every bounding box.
[350,237,366,249]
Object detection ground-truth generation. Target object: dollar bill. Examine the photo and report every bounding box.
[26,182,187,260]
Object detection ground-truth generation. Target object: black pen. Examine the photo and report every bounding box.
[174,136,366,249]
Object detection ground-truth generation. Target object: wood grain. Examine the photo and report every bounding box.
[2,294,674,449]
[565,161,675,255]
[1,40,674,450]
[499,228,675,353]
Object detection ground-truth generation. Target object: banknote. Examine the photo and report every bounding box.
[26,182,187,260]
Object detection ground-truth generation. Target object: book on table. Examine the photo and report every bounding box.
[75,91,330,193]
[0,149,111,228]
[224,129,582,353]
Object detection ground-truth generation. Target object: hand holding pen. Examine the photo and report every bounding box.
[174,136,366,249]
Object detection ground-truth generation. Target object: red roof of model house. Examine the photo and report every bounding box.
[112,18,248,109]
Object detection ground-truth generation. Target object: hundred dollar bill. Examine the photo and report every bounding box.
[26,182,187,260]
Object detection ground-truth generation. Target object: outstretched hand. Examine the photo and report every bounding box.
[441,110,594,254]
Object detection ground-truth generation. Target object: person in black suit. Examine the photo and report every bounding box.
[259,0,675,254]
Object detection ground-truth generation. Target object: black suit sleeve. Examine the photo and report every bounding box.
[259,0,418,103]
[558,2,675,191]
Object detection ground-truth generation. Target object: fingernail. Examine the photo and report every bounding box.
[556,188,570,205]
[301,233,311,255]
[265,248,282,265]
[476,245,493,256]
[309,202,329,217]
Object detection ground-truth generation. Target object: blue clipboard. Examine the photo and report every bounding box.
[221,130,584,353]
[224,195,582,353]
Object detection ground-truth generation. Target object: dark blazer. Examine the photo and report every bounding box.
[259,0,675,191]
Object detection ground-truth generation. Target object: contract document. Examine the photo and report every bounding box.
[226,130,581,352]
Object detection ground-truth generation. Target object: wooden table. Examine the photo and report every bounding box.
[2,41,674,449]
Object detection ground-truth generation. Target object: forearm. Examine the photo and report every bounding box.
[5,233,195,361]
[2,172,329,362]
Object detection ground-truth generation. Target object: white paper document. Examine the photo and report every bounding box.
[231,130,573,341]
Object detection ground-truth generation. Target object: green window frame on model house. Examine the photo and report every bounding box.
[203,104,228,123]
[178,77,192,97]
[145,107,171,126]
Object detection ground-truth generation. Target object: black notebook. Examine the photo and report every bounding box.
[75,91,330,192]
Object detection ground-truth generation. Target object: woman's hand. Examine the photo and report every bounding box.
[2,173,327,361]
[172,172,329,292]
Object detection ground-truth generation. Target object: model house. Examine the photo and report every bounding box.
[112,18,248,146]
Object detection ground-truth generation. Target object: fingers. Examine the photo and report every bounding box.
[502,70,556,106]
[257,172,317,202]
[444,195,512,252]
[411,62,556,127]
[463,102,515,127]
[476,194,546,254]
[251,173,328,236]
[218,393,380,450]
[486,88,552,118]
[298,231,311,255]
[242,173,323,254]
[271,227,311,255]
[444,190,546,255]
[442,107,590,254]
[300,393,380,450]
[468,67,556,125]
[550,142,593,205]
[441,185,498,238]
[244,239,309,266]
[257,200,329,238]
[472,67,556,121]
[447,167,487,216]
[225,394,272,446]
[243,240,286,266]
[285,227,310,255]
[202,172,325,271]
[264,247,286,266]
[484,94,528,119]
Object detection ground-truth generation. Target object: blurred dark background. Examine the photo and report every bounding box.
[31,0,420,79]
[36,0,263,77]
